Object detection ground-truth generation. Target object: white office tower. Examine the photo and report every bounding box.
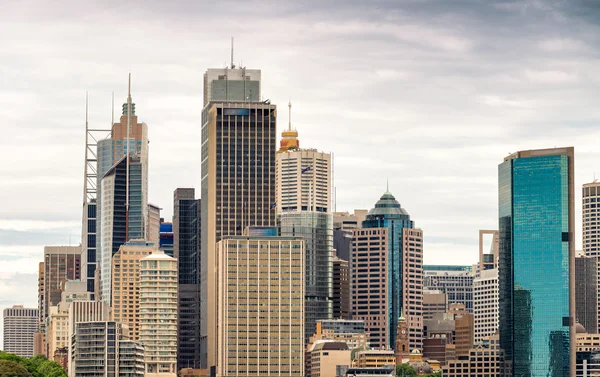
[3,305,38,357]
[473,230,499,343]
[139,251,178,377]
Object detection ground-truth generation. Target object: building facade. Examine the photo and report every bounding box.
[583,181,600,336]
[216,237,305,377]
[307,341,351,377]
[362,190,422,349]
[3,305,38,357]
[111,241,156,341]
[100,156,146,304]
[576,255,598,334]
[473,268,499,343]
[498,147,575,376]
[350,228,389,349]
[423,268,474,312]
[200,98,277,369]
[311,319,368,350]
[139,251,178,377]
[71,321,145,377]
[42,246,81,326]
[280,211,333,343]
[333,257,350,320]
[276,149,331,213]
[423,290,447,320]
[442,334,505,377]
[173,188,201,370]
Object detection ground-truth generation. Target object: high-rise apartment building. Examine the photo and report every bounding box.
[216,236,305,377]
[139,251,178,377]
[280,211,333,343]
[498,147,575,376]
[576,255,598,334]
[41,246,81,325]
[173,188,201,370]
[111,240,156,340]
[583,181,600,335]
[3,305,38,357]
[362,190,422,350]
[100,156,146,304]
[201,67,277,367]
[333,257,350,320]
[67,301,110,377]
[71,321,145,377]
[350,228,389,349]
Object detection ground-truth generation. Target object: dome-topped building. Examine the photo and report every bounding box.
[362,185,423,352]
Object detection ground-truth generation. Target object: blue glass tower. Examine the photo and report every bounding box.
[362,189,414,348]
[498,147,575,377]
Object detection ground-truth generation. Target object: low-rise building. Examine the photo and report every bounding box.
[442,334,505,377]
[344,366,395,377]
[311,319,369,350]
[307,341,352,377]
[353,350,395,368]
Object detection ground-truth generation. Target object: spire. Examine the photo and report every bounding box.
[386,178,389,194]
[288,100,292,131]
[399,308,405,322]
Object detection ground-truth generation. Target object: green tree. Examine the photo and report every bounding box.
[396,363,417,377]
[0,360,33,377]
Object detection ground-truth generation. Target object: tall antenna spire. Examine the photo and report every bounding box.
[288,100,292,131]
[230,37,235,69]
[386,178,389,193]
[125,73,132,241]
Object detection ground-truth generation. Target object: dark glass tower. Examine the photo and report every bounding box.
[173,188,201,369]
[362,190,415,348]
[498,147,575,377]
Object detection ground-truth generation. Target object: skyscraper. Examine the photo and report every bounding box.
[111,240,156,341]
[473,230,499,343]
[362,190,423,350]
[203,67,261,106]
[139,251,178,377]
[173,188,201,369]
[216,236,305,377]
[100,155,145,304]
[201,66,276,368]
[332,256,350,320]
[41,246,81,326]
[575,255,598,334]
[350,228,389,349]
[498,147,575,376]
[3,305,38,358]
[583,181,600,334]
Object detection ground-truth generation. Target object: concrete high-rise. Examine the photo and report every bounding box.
[41,246,81,326]
[173,188,201,370]
[216,236,305,377]
[362,190,423,351]
[100,155,146,304]
[3,305,38,357]
[498,147,575,376]
[111,240,156,340]
[575,255,598,334]
[350,228,389,349]
[201,66,276,368]
[583,181,600,334]
[423,267,474,312]
[473,230,499,343]
[276,149,331,213]
[67,301,110,377]
[147,204,161,246]
[140,250,178,377]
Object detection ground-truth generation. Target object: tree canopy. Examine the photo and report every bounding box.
[0,352,66,377]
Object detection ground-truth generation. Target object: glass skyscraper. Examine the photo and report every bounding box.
[498,147,575,377]
[279,211,333,343]
[362,190,416,348]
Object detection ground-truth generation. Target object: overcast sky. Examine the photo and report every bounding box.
[1,0,600,344]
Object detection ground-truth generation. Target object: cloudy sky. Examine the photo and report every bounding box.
[1,0,600,342]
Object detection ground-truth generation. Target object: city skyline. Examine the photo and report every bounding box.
[1,0,600,350]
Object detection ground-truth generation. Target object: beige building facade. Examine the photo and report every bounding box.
[401,228,424,351]
[216,237,305,377]
[111,241,156,341]
[353,350,395,368]
[140,250,178,377]
[276,148,331,213]
[307,341,351,377]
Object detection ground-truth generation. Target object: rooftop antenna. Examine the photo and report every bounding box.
[125,73,132,242]
[386,178,389,193]
[230,37,235,69]
[288,100,292,131]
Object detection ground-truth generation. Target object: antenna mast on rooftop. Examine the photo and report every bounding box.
[288,101,292,131]
[230,37,235,69]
